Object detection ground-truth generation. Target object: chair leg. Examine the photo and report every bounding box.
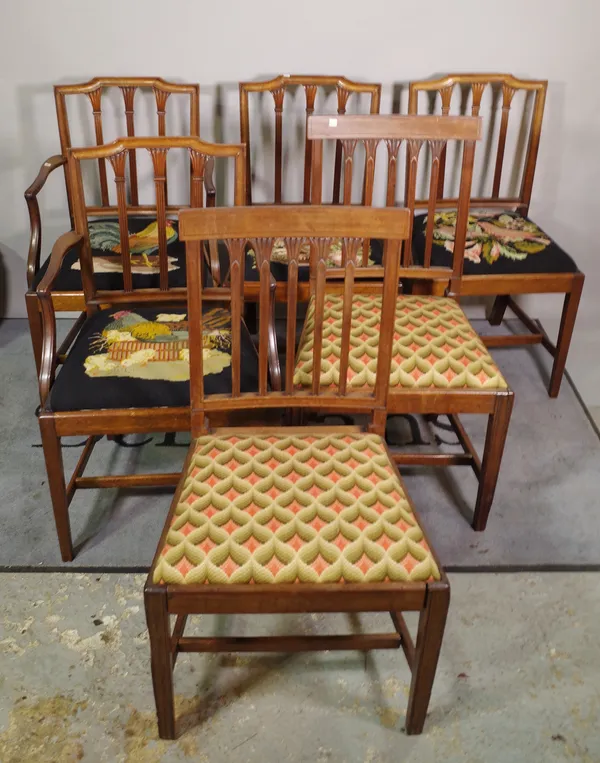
[38,415,73,562]
[472,392,514,531]
[548,274,584,398]
[405,583,450,735]
[145,587,176,739]
[25,292,43,375]
[486,295,510,326]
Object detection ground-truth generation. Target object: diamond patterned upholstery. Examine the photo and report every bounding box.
[294,294,507,390]
[152,432,440,585]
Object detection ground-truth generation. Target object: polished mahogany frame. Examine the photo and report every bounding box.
[240,75,381,205]
[26,77,203,371]
[145,204,450,740]
[307,114,513,531]
[35,136,245,562]
[409,73,584,397]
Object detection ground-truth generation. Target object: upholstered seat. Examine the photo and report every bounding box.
[49,305,258,412]
[33,217,187,291]
[294,294,508,391]
[412,211,578,276]
[152,431,440,585]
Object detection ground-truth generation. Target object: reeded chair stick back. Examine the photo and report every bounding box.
[240,76,381,205]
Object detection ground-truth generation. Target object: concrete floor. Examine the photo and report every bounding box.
[1,573,599,762]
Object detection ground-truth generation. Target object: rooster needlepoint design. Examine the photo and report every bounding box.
[84,309,232,381]
[71,219,180,274]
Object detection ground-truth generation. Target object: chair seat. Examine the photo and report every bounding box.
[152,430,440,585]
[49,305,258,412]
[243,239,381,283]
[33,217,187,291]
[412,211,579,276]
[294,294,508,390]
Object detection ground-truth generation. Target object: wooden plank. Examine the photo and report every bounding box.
[389,453,475,467]
[75,473,181,489]
[168,584,426,614]
[482,334,544,348]
[308,114,482,141]
[177,633,402,653]
[179,205,410,241]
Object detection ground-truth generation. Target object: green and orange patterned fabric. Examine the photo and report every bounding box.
[293,294,507,391]
[152,432,440,585]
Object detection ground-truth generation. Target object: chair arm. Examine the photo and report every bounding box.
[36,231,84,406]
[36,230,83,295]
[25,154,67,289]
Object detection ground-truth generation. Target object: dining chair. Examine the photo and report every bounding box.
[25,77,206,373]
[35,135,249,562]
[239,75,381,300]
[303,114,513,531]
[408,74,584,397]
[145,203,450,739]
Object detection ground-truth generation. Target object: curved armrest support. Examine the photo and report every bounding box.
[37,231,84,405]
[25,154,67,289]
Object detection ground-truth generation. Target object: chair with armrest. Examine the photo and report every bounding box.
[25,77,211,372]
[35,135,252,562]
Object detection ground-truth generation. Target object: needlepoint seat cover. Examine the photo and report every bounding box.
[294,294,508,391]
[152,432,440,585]
[48,305,258,412]
[243,239,381,283]
[33,217,187,291]
[412,211,579,276]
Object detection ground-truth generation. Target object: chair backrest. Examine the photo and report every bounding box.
[67,136,245,303]
[55,77,200,219]
[308,114,481,295]
[409,74,547,215]
[239,75,381,205]
[179,205,410,434]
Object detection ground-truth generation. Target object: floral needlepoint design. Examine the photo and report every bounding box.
[71,219,180,274]
[426,211,551,265]
[83,309,232,381]
[247,238,374,269]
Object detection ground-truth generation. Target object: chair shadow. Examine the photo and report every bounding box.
[71,434,183,556]
[178,611,399,733]
[482,315,553,391]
